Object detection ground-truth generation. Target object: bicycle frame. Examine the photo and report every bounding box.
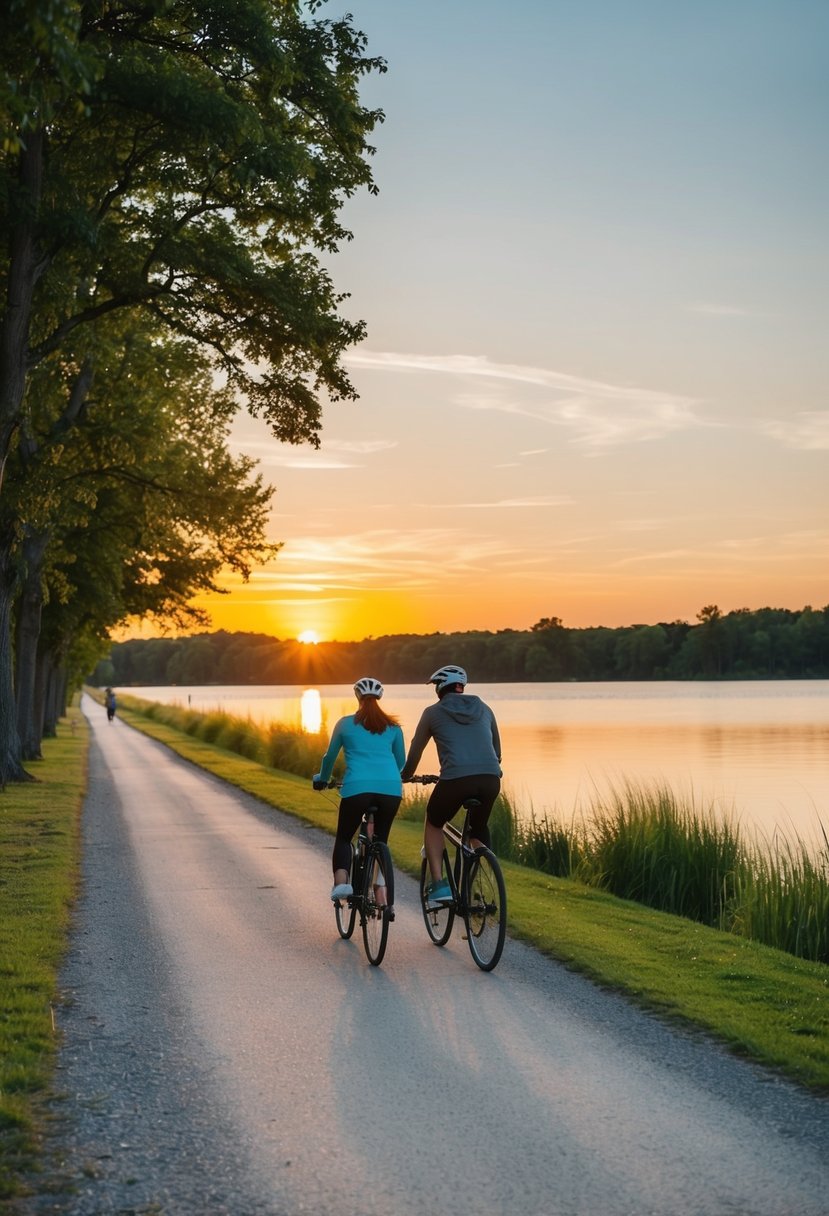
[441,810,478,903]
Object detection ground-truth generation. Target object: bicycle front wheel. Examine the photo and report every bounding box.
[420,853,454,946]
[464,848,506,971]
[361,842,393,966]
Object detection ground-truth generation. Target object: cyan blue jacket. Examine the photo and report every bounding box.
[315,715,405,799]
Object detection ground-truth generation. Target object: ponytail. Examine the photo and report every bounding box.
[354,697,399,735]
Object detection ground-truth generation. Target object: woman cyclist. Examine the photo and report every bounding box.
[313,678,405,904]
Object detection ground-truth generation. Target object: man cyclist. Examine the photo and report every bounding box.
[400,665,501,909]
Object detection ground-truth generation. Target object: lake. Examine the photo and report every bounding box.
[126,680,829,846]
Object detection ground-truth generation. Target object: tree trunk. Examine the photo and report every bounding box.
[41,651,64,738]
[0,536,30,784]
[15,528,49,760]
[0,130,44,490]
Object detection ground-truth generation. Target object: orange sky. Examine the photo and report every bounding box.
[164,3,828,645]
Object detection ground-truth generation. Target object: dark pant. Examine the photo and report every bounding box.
[426,774,501,848]
[333,792,401,875]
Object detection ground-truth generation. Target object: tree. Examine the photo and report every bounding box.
[695,604,724,677]
[613,625,669,678]
[0,0,384,779]
[2,0,384,459]
[531,616,564,631]
[15,323,278,759]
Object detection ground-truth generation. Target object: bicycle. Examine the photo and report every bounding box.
[409,776,507,972]
[324,782,395,967]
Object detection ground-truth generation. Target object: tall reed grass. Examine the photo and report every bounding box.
[117,694,334,778]
[584,780,744,925]
[116,694,828,965]
[403,779,828,965]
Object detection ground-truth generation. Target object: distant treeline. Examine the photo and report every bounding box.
[92,604,829,687]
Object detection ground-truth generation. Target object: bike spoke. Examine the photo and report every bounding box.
[334,845,358,939]
[362,843,392,966]
[464,849,506,971]
[420,852,455,946]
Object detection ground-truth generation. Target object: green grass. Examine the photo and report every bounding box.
[2,694,827,1198]
[0,704,87,1200]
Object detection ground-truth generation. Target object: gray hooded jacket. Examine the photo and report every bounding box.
[401,693,502,781]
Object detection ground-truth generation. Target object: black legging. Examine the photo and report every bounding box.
[425,774,501,849]
[333,791,401,875]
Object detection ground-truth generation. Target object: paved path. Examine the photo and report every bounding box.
[21,696,829,1214]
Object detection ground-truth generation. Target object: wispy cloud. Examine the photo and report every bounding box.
[345,350,704,449]
[229,436,396,468]
[757,412,829,451]
[243,527,532,593]
[227,441,357,469]
[322,438,399,455]
[686,302,755,317]
[610,528,829,569]
[450,495,572,509]
[346,350,685,401]
[612,518,667,533]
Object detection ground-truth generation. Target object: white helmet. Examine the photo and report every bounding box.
[354,676,383,699]
[428,665,467,692]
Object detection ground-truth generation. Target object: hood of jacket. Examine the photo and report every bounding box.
[437,692,485,724]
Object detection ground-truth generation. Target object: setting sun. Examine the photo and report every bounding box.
[297,629,320,645]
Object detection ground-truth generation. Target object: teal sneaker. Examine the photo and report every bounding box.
[425,878,452,910]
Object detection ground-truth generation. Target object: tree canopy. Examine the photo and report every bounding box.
[0,0,385,779]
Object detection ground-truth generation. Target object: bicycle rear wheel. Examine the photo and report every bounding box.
[334,846,357,939]
[362,842,393,966]
[464,848,506,971]
[334,894,357,939]
[420,852,455,946]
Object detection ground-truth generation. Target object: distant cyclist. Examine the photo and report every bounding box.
[401,665,501,909]
[313,678,405,903]
[105,688,117,722]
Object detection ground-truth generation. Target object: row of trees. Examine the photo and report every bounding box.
[0,1,384,780]
[93,605,829,688]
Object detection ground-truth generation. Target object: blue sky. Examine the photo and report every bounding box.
[220,0,829,642]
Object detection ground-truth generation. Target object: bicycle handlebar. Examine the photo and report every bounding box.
[317,776,439,790]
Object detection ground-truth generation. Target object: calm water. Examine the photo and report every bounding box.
[129,681,829,845]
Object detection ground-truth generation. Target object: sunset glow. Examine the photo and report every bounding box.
[188,3,827,644]
[297,630,320,645]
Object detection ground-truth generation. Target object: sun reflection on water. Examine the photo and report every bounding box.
[300,688,322,734]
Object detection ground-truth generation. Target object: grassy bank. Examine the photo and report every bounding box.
[2,698,826,1198]
[486,784,829,965]
[0,705,87,1201]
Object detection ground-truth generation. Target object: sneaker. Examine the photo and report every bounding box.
[331,883,353,901]
[425,878,452,910]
